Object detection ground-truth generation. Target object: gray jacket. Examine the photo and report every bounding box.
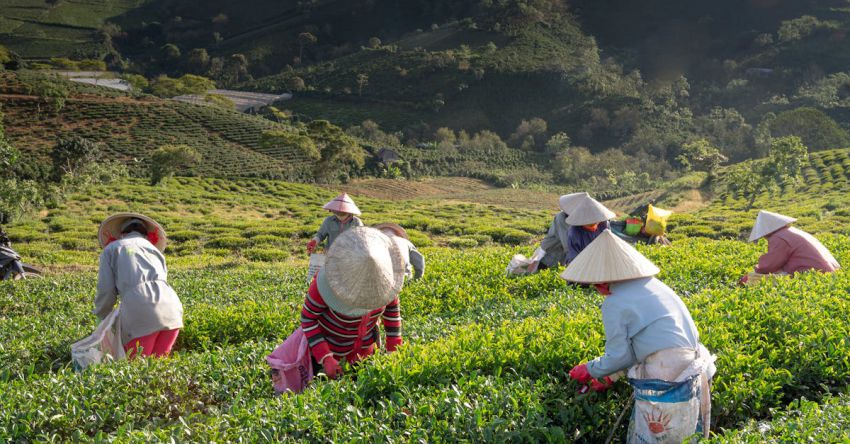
[312,215,364,249]
[94,232,183,345]
[539,213,570,267]
[587,277,700,379]
[393,237,425,280]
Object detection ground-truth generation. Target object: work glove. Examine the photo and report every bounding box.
[569,363,593,384]
[306,239,318,254]
[322,356,343,379]
[738,274,749,286]
[590,376,614,392]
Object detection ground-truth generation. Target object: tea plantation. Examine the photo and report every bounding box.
[2,167,850,441]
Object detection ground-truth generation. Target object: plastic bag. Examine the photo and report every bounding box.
[645,205,672,236]
[71,307,125,371]
[627,376,702,444]
[267,327,314,394]
[307,253,325,285]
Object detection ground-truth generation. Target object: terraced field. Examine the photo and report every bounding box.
[0,72,318,179]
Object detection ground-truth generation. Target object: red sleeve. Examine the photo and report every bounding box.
[382,298,403,352]
[755,236,791,274]
[301,277,331,361]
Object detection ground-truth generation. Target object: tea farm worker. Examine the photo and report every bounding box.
[740,210,840,285]
[564,230,716,442]
[564,196,615,263]
[306,193,364,255]
[94,213,183,358]
[301,227,406,379]
[374,223,425,279]
[528,192,590,272]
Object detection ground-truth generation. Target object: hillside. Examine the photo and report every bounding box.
[4,166,850,440]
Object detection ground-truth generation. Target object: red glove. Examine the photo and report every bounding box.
[306,239,318,254]
[738,274,749,286]
[569,363,593,384]
[590,376,614,392]
[322,356,343,379]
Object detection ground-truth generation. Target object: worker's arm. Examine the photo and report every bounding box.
[93,249,118,320]
[382,298,402,352]
[539,216,561,252]
[587,304,636,379]
[301,277,332,362]
[754,236,791,274]
[313,217,330,244]
[409,248,425,280]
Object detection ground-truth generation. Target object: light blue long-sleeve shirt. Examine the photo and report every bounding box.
[587,277,699,379]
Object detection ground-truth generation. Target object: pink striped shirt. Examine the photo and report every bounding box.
[300,277,402,363]
[755,227,840,275]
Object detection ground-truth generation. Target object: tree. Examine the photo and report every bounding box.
[727,136,808,209]
[222,54,249,85]
[545,132,571,155]
[509,117,548,151]
[29,76,69,113]
[298,32,317,61]
[367,37,382,49]
[770,107,849,152]
[186,48,210,74]
[262,130,320,161]
[356,73,369,96]
[286,76,306,92]
[122,73,149,92]
[0,44,11,66]
[50,137,99,181]
[161,43,181,60]
[677,139,727,180]
[149,145,201,185]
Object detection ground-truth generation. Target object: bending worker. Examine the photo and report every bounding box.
[565,195,615,262]
[374,223,425,280]
[95,213,183,358]
[741,210,839,284]
[565,230,715,442]
[528,192,589,272]
[307,193,364,254]
[301,227,405,379]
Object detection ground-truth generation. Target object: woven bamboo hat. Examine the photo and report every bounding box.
[373,223,409,240]
[560,230,659,284]
[565,196,616,226]
[558,192,590,214]
[98,213,167,252]
[316,227,406,316]
[748,210,797,242]
[323,193,362,216]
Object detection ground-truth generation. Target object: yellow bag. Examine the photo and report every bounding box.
[644,204,672,236]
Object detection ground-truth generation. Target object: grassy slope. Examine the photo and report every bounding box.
[0,71,320,179]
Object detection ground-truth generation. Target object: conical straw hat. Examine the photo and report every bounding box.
[322,193,362,215]
[560,230,659,284]
[316,227,406,316]
[748,210,796,242]
[98,213,167,252]
[565,196,616,226]
[558,192,590,214]
[373,222,409,240]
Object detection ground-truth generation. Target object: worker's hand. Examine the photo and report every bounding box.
[322,356,343,379]
[306,239,318,255]
[738,274,749,286]
[590,376,614,392]
[526,261,538,273]
[569,363,593,384]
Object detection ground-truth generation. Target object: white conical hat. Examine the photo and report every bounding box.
[560,230,659,284]
[748,210,797,242]
[98,213,167,252]
[322,193,362,215]
[558,192,590,214]
[316,227,406,316]
[565,196,616,226]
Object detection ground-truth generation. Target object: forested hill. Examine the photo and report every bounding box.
[3,0,850,195]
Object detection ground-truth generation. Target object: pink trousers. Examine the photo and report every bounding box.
[124,329,180,358]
